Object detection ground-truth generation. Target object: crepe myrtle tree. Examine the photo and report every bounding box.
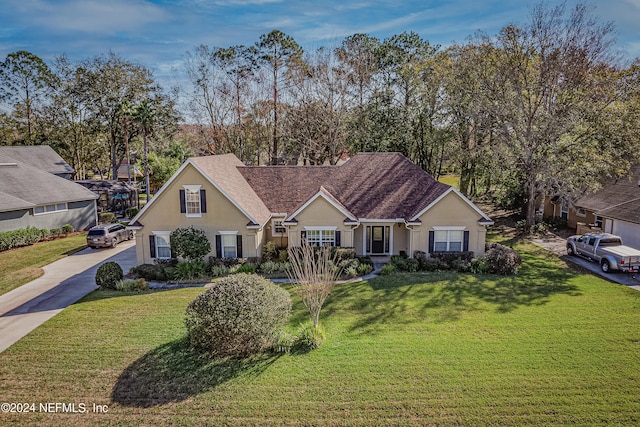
[287,245,341,329]
[170,226,211,261]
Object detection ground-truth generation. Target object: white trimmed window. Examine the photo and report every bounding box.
[184,185,201,217]
[306,227,336,247]
[154,232,172,259]
[434,228,465,252]
[220,231,238,258]
[272,219,286,237]
[34,203,67,215]
[577,208,586,217]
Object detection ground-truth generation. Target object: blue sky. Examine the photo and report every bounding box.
[0,0,638,91]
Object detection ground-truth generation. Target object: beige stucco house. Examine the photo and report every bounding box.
[129,152,493,265]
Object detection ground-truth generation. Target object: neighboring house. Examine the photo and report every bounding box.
[0,150,98,233]
[0,145,75,179]
[571,165,640,249]
[129,152,494,265]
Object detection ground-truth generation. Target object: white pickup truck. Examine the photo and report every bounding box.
[566,233,640,273]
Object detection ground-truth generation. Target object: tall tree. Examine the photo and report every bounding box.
[0,51,57,144]
[484,2,624,226]
[256,30,303,164]
[76,52,159,179]
[135,100,155,200]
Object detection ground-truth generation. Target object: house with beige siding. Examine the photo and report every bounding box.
[129,152,493,265]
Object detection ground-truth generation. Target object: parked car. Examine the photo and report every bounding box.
[566,233,640,273]
[87,224,133,249]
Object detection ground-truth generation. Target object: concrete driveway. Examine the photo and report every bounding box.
[0,240,137,353]
[529,234,640,291]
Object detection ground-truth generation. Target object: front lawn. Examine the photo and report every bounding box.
[0,242,638,425]
[0,233,87,296]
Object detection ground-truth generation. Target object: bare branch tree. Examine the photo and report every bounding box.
[287,245,341,329]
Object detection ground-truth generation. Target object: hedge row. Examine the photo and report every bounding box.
[0,224,75,252]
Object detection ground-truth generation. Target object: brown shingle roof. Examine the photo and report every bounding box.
[239,152,451,220]
[576,165,640,225]
[190,154,271,226]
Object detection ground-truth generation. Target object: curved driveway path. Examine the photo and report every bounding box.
[0,240,136,353]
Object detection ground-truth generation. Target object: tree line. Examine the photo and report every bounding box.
[1,2,639,226]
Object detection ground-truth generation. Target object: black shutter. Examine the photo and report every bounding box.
[215,235,222,258]
[149,235,156,258]
[200,189,207,213]
[179,190,186,213]
[428,231,434,254]
[236,235,243,258]
[300,230,306,245]
[335,230,341,247]
[463,231,470,252]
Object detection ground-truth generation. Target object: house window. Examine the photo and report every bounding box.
[434,229,464,252]
[33,203,67,215]
[155,232,171,259]
[221,232,237,258]
[272,219,286,237]
[577,208,586,217]
[306,228,335,247]
[184,185,201,217]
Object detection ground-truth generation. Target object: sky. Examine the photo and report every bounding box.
[0,0,639,94]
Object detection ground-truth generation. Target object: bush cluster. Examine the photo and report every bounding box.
[387,246,521,276]
[115,278,149,292]
[95,262,124,289]
[0,224,75,252]
[483,242,522,275]
[185,273,291,357]
[170,226,211,261]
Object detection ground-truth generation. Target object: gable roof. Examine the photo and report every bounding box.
[576,165,640,225]
[132,154,271,228]
[0,155,97,213]
[0,145,74,176]
[241,152,456,221]
[135,152,492,227]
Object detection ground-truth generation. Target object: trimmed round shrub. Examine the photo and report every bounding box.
[95,261,124,289]
[185,273,291,357]
[61,224,74,234]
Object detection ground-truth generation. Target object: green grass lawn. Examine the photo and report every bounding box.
[438,174,460,189]
[0,234,87,297]
[0,242,638,425]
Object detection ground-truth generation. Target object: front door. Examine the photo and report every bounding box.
[371,226,385,254]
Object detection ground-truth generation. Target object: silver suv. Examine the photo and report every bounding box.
[87,224,133,249]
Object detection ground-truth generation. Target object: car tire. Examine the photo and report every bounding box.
[111,239,118,248]
[601,260,610,273]
[567,245,575,256]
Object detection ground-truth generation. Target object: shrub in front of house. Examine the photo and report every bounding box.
[170,226,211,262]
[185,273,291,357]
[484,242,522,275]
[0,226,49,252]
[61,224,74,234]
[95,262,124,290]
[115,278,149,292]
[131,263,170,281]
[173,259,208,280]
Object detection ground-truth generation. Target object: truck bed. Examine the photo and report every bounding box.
[601,245,640,261]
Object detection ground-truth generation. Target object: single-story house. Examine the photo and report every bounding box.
[129,152,494,265]
[571,165,640,249]
[0,153,98,233]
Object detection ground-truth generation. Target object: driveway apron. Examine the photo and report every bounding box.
[0,240,136,353]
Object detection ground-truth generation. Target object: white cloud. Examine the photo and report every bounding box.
[9,0,168,34]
